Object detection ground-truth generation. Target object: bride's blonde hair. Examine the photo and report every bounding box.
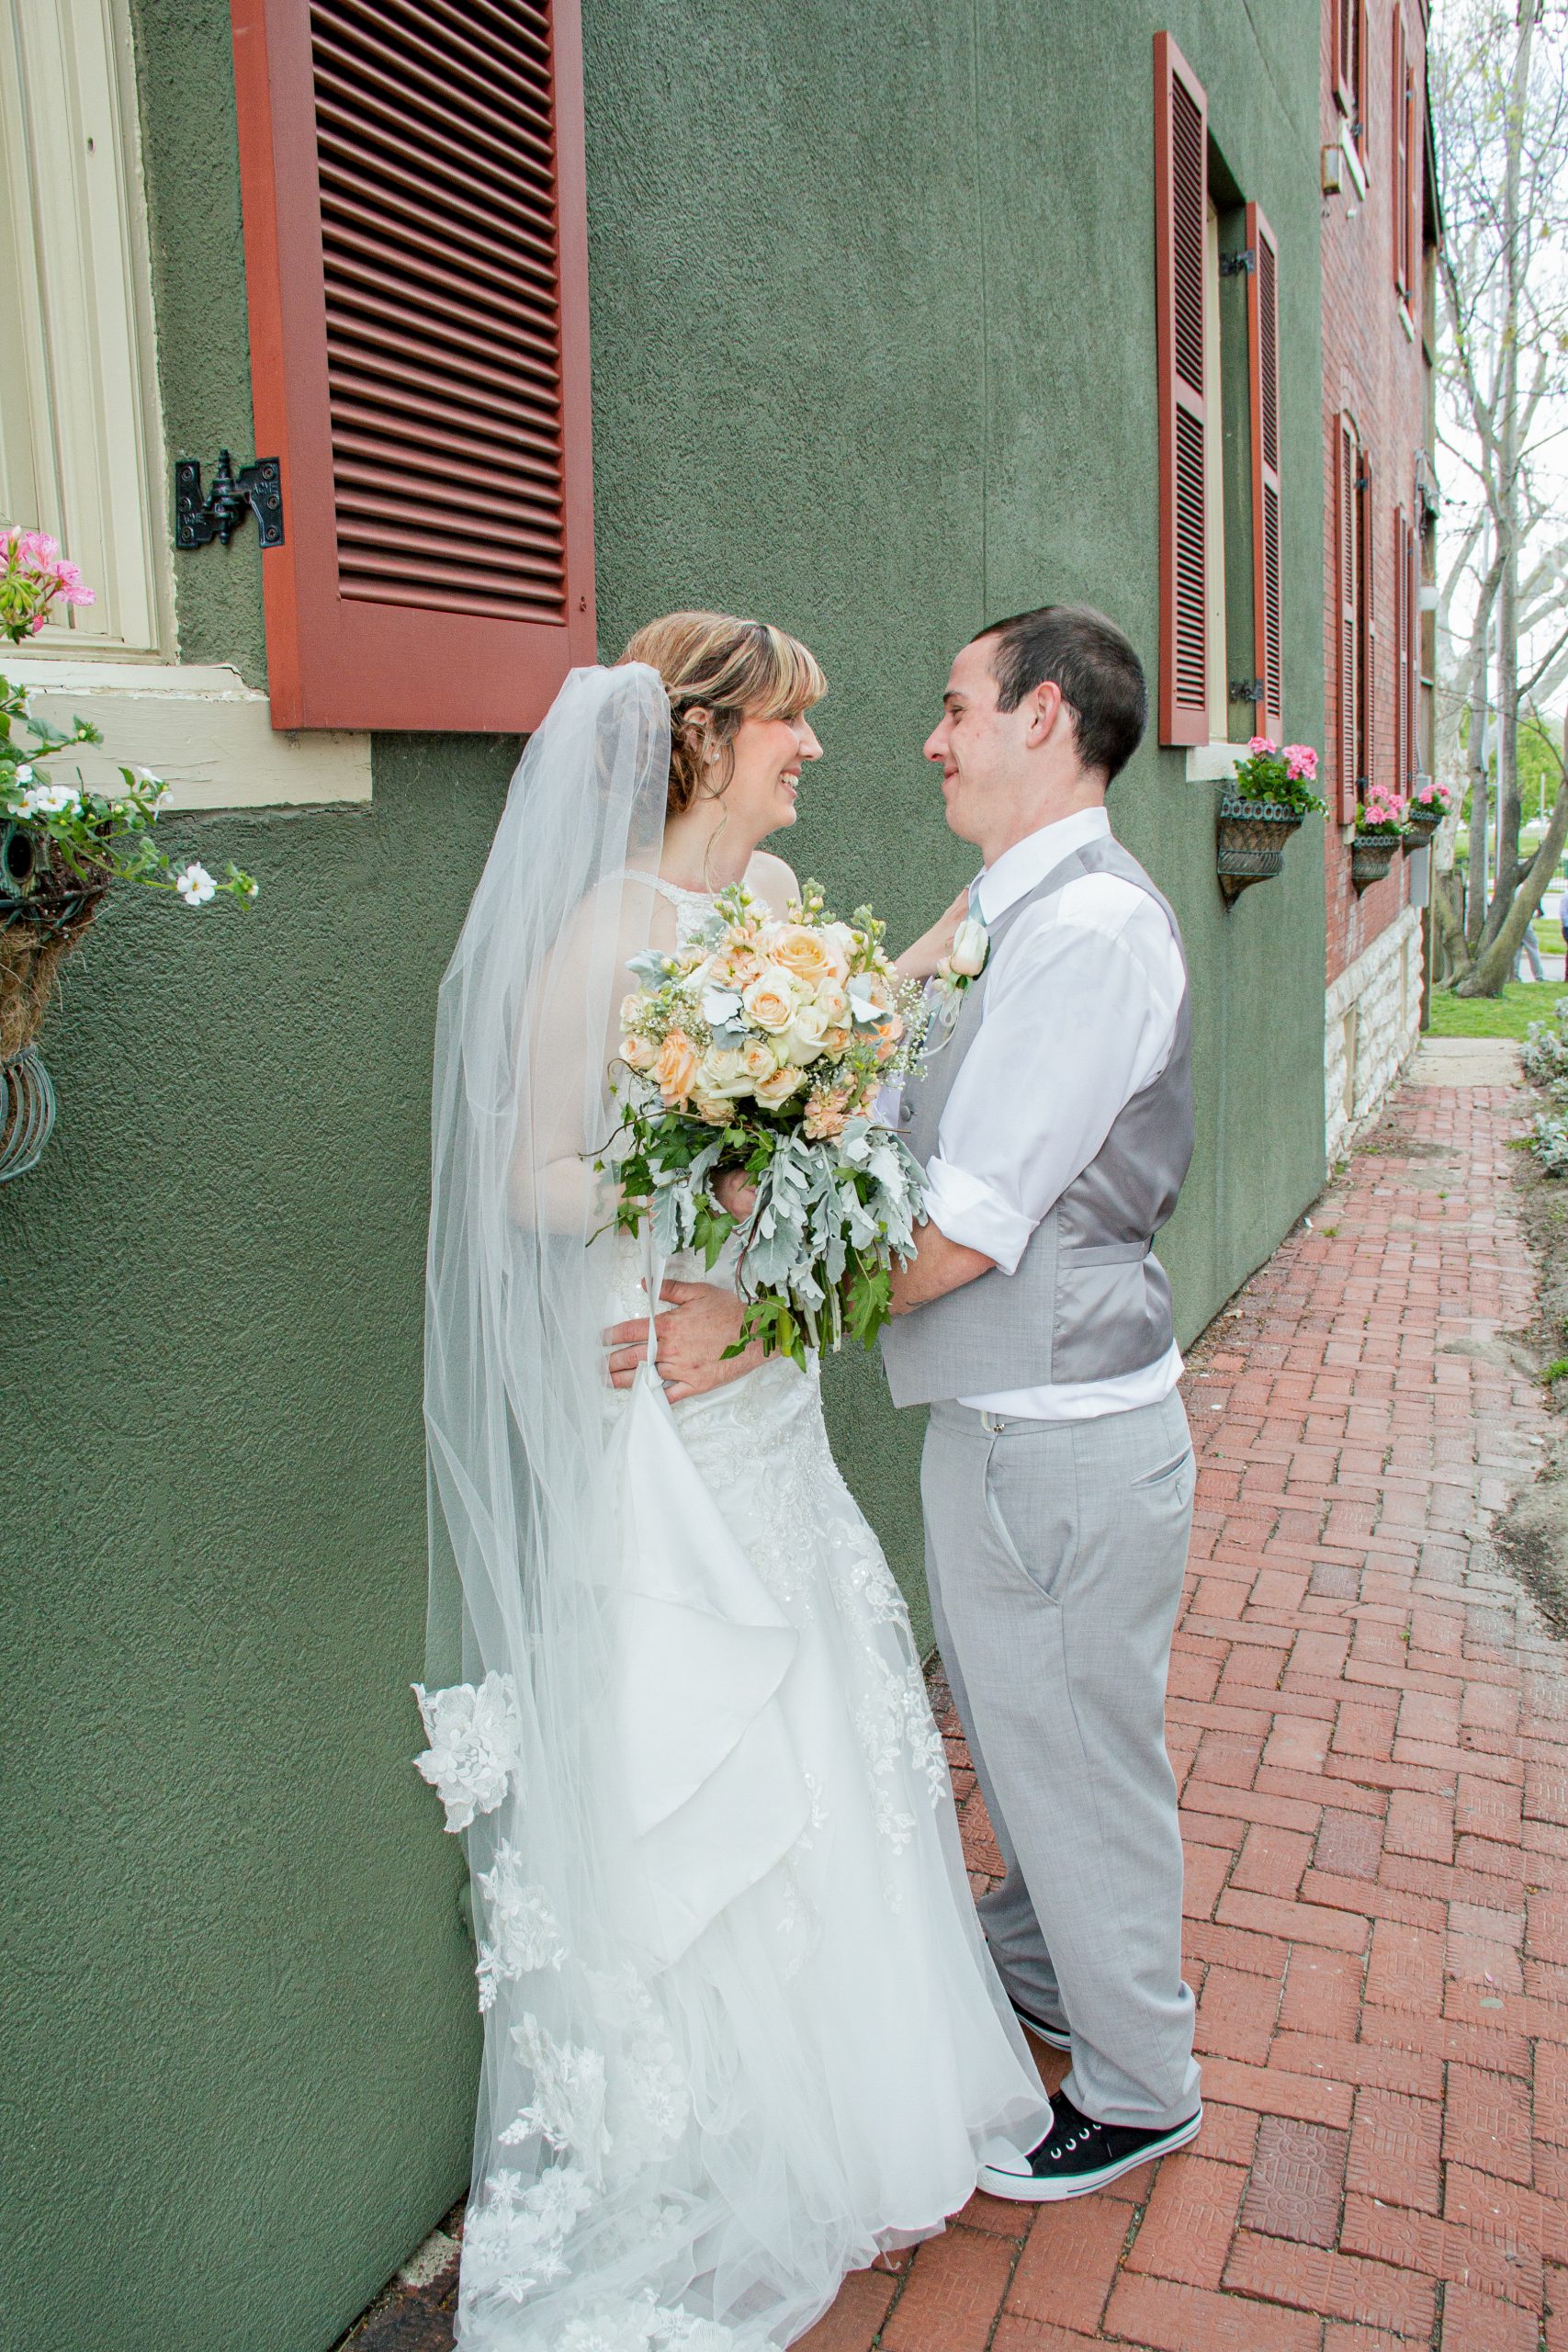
[620,611,826,818]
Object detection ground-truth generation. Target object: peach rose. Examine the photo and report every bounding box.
[815,980,850,1023]
[772,924,843,986]
[754,1063,804,1108]
[741,1037,778,1080]
[692,1093,732,1125]
[619,1032,656,1070]
[822,1025,851,1056]
[655,1026,699,1103]
[740,967,798,1034]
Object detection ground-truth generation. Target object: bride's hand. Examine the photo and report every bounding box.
[892,887,970,981]
[714,1167,758,1219]
[604,1280,763,1403]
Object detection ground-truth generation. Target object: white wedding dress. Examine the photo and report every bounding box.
[420,673,1048,2352]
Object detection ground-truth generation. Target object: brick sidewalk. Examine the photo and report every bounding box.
[803,1072,1568,2352]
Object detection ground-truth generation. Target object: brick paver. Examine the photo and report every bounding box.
[805,1072,1568,2349]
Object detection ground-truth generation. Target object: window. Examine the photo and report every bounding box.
[1201,199,1228,742]
[1154,29,1210,748]
[0,0,169,656]
[1334,0,1369,165]
[230,0,596,730]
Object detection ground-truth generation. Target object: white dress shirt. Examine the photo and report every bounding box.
[921,807,1187,1423]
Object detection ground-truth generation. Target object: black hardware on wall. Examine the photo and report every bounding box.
[175,451,284,549]
[1230,676,1266,704]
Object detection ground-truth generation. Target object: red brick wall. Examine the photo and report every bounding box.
[1321,0,1431,983]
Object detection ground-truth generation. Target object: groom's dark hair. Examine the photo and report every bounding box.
[972,605,1147,784]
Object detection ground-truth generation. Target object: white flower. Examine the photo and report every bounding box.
[412,1671,523,1831]
[949,915,989,978]
[134,766,163,786]
[19,780,77,817]
[175,861,217,906]
[14,763,33,784]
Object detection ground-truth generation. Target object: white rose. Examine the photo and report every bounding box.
[695,1046,752,1098]
[783,1000,831,1065]
[949,916,989,978]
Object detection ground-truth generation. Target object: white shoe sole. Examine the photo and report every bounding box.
[978,2105,1202,2202]
[1013,2007,1071,2052]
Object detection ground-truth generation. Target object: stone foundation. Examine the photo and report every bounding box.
[1325,904,1423,1163]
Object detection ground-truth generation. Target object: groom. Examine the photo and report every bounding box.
[876,605,1201,2199]
[609,605,1201,2199]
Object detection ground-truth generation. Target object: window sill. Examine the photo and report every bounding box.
[0,658,371,808]
[1340,128,1368,200]
[1186,741,1244,783]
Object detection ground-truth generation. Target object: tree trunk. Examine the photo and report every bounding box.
[1454,745,1568,995]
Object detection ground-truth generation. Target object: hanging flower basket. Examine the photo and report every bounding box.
[1216,794,1303,902]
[1401,808,1443,853]
[1214,739,1325,906]
[1350,833,1401,890]
[0,820,110,1060]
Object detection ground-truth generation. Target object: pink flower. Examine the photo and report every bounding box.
[1247,735,1276,757]
[1283,744,1318,781]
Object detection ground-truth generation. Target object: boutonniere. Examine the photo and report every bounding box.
[935,915,990,995]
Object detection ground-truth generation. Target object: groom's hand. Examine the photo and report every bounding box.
[604,1280,763,1403]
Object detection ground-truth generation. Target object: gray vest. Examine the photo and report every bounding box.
[880,835,1193,1408]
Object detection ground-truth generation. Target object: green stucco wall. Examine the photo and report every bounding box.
[4,4,1325,2346]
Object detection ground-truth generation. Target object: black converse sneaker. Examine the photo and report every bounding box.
[978,2089,1201,2201]
[1011,2000,1072,2052]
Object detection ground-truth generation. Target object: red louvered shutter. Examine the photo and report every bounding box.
[1334,0,1354,119]
[1154,30,1209,748]
[1405,513,1420,787]
[1393,505,1409,797]
[1393,15,1409,299]
[1405,55,1422,319]
[1336,418,1359,823]
[1246,203,1282,741]
[230,0,596,731]
[1358,447,1374,796]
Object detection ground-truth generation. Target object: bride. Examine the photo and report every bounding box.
[420,612,1048,2351]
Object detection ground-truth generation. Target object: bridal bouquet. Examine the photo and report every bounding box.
[607,882,930,1364]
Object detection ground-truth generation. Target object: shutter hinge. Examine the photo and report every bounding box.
[1220,247,1258,277]
[1230,676,1266,704]
[175,451,285,550]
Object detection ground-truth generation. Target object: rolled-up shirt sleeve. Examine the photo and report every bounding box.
[922,884,1179,1275]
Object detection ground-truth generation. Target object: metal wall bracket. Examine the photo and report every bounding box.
[175,451,284,549]
[1220,247,1258,277]
[1230,676,1266,704]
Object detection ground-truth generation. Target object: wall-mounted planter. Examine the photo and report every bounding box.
[1350,833,1401,891]
[1215,793,1303,903]
[1401,807,1442,854]
[0,823,107,1182]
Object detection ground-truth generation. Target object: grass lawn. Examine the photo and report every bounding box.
[1427,979,1568,1038]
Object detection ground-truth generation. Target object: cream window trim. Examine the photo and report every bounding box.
[1202,198,1229,747]
[1185,741,1243,784]
[4,657,372,808]
[0,0,170,658]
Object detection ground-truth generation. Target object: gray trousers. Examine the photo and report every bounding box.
[922,1389,1201,2131]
